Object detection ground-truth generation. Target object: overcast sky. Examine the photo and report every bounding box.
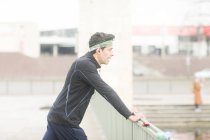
[0,0,208,30]
[0,0,79,30]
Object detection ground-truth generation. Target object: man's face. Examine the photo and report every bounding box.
[98,46,114,65]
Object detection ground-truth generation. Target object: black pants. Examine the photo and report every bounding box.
[43,121,87,140]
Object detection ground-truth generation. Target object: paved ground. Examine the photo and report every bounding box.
[0,95,103,140]
[1,94,209,140]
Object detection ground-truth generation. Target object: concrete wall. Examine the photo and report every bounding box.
[0,79,209,95]
[0,79,63,95]
[78,0,133,107]
[134,79,210,95]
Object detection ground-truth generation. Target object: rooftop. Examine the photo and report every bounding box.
[1,52,209,79]
[0,53,76,79]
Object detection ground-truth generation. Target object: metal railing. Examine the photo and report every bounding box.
[90,93,171,140]
[0,79,64,95]
[134,79,210,94]
[1,79,209,95]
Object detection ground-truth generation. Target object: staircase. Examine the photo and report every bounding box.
[134,104,210,130]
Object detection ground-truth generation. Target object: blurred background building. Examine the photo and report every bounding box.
[0,23,39,57]
[0,0,210,140]
[1,0,210,58]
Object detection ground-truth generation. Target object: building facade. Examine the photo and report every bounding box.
[0,23,39,57]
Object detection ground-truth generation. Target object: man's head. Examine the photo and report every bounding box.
[89,32,115,51]
[89,32,115,65]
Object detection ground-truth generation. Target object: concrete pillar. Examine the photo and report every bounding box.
[78,0,133,107]
[53,45,58,56]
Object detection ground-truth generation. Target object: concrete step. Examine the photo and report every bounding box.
[136,105,210,110]
[134,105,210,129]
[141,109,210,114]
[136,105,210,114]
[143,110,210,116]
[133,94,210,105]
[149,118,210,122]
[154,122,210,130]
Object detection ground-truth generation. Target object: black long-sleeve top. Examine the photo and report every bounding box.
[47,52,132,127]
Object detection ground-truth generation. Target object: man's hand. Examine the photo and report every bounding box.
[128,113,150,127]
[128,113,145,123]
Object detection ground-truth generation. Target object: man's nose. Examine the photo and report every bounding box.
[111,51,114,56]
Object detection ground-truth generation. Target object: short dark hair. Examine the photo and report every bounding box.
[89,32,115,48]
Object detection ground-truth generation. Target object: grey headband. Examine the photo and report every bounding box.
[89,40,113,51]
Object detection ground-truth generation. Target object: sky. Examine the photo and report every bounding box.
[0,0,209,30]
[0,0,79,30]
[132,0,189,26]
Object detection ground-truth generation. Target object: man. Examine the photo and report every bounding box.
[43,32,143,140]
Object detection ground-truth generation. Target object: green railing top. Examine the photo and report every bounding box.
[137,118,172,140]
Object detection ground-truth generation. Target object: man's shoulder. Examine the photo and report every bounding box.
[75,55,95,68]
[76,55,91,63]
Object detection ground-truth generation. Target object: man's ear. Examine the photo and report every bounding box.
[96,48,101,53]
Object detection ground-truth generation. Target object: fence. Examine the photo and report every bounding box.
[0,78,209,95]
[90,93,171,140]
[134,78,210,94]
[0,79,64,95]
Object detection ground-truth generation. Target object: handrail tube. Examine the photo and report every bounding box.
[138,118,162,132]
[138,119,171,140]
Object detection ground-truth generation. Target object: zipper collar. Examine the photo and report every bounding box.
[86,52,101,69]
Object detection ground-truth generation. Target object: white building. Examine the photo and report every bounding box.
[132,25,210,56]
